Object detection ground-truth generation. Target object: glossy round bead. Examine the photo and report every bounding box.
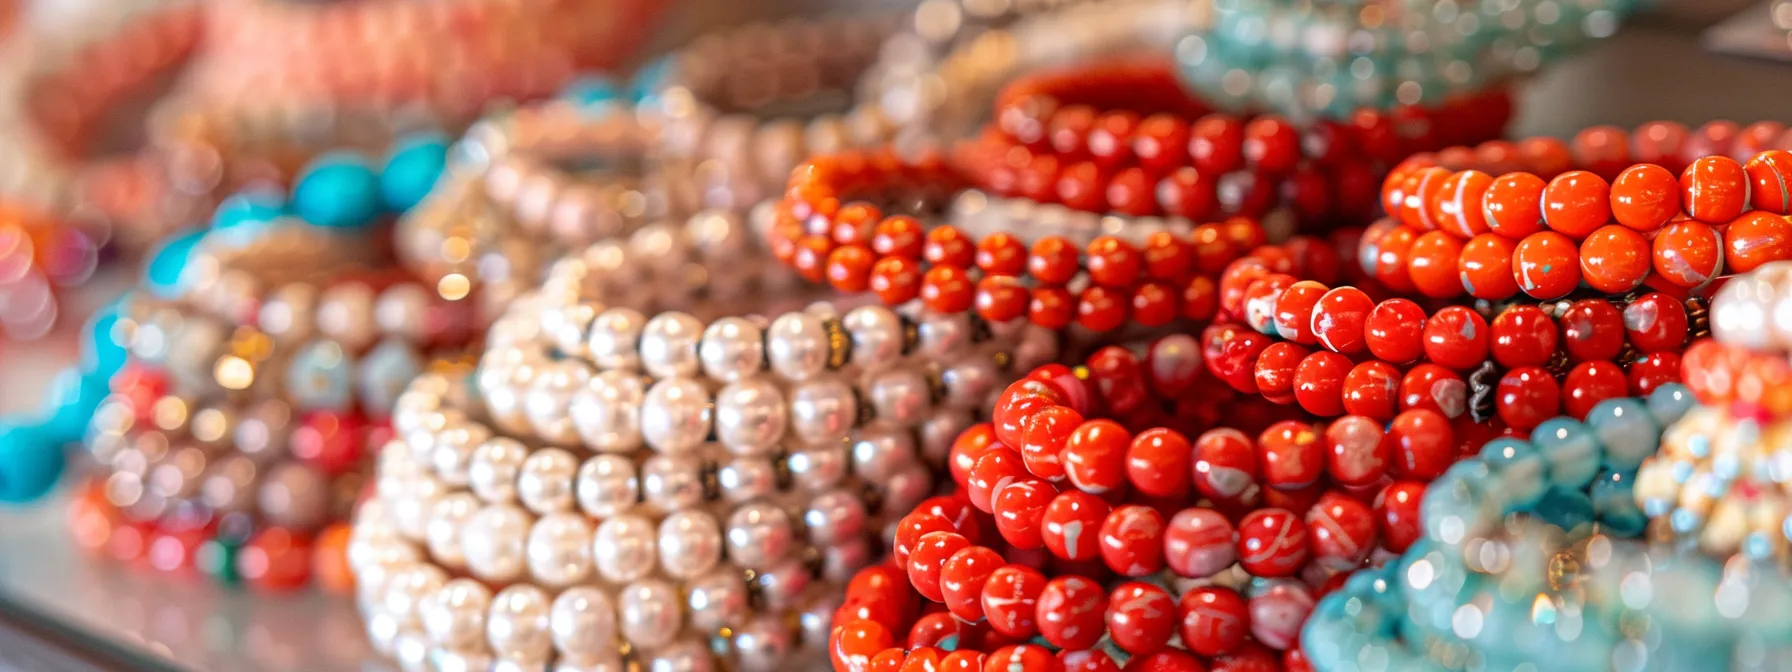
[992,479,1057,550]
[1682,155,1748,223]
[293,152,383,228]
[1323,416,1389,487]
[1163,508,1236,579]
[1623,293,1689,353]
[1652,220,1724,288]
[1420,306,1488,372]
[1247,581,1316,651]
[1489,305,1557,368]
[1746,150,1792,214]
[1107,582,1176,655]
[1253,343,1307,405]
[1430,170,1492,237]
[1458,233,1520,300]
[1579,225,1651,293]
[1235,508,1307,578]
[1541,171,1612,239]
[1037,576,1108,650]
[1178,586,1249,658]
[1560,299,1626,362]
[907,532,970,602]
[1398,364,1466,419]
[1042,490,1110,563]
[1723,211,1792,273]
[1192,428,1259,503]
[1407,232,1465,299]
[1258,421,1323,490]
[1483,172,1546,238]
[987,645,1063,672]
[1099,506,1166,577]
[1373,481,1426,553]
[1496,366,1561,431]
[1563,361,1628,421]
[832,620,895,671]
[1305,492,1377,565]
[1293,351,1351,417]
[1610,163,1680,232]
[1341,362,1400,420]
[967,447,1028,514]
[1310,287,1373,355]
[982,566,1047,638]
[1063,420,1132,494]
[1018,405,1080,483]
[1513,231,1582,299]
[940,545,1005,622]
[1387,409,1454,481]
[1126,429,1192,498]
[1368,225,1418,293]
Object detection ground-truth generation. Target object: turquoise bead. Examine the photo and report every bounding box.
[1533,486,1597,533]
[286,341,355,412]
[210,188,285,231]
[1590,470,1647,538]
[79,304,128,378]
[380,133,450,213]
[1478,438,1548,513]
[1649,382,1695,426]
[1585,398,1660,472]
[39,369,101,445]
[293,151,383,228]
[0,420,65,503]
[1422,462,1497,545]
[144,229,206,299]
[561,74,622,109]
[629,56,674,103]
[1532,418,1603,490]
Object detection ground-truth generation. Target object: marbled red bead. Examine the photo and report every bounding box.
[986,645,1063,672]
[1746,149,1792,214]
[894,513,957,569]
[908,531,972,602]
[1324,415,1390,487]
[981,565,1048,638]
[1341,361,1401,420]
[992,478,1058,550]
[1396,167,1451,231]
[1242,274,1297,334]
[1579,224,1652,294]
[1258,420,1324,490]
[1018,404,1080,483]
[1628,351,1682,395]
[1293,351,1351,417]
[1483,172,1547,239]
[1374,481,1427,553]
[1623,292,1689,352]
[1559,299,1626,362]
[1431,169,1493,237]
[941,545,1006,622]
[1311,286,1374,355]
[1408,231,1466,299]
[1100,505,1167,577]
[1541,170,1612,239]
[908,612,970,651]
[967,446,1030,514]
[1458,232,1521,300]
[1495,366,1561,431]
[1723,211,1792,273]
[1399,364,1467,419]
[1037,576,1110,650]
[1271,280,1327,345]
[1305,491,1378,566]
[1193,428,1261,504]
[1247,580,1317,651]
[1064,420,1132,495]
[1420,306,1490,371]
[1164,508,1238,579]
[1253,342,1309,405]
[1178,586,1250,657]
[832,620,896,672]
[1127,428,1193,498]
[1107,582,1178,655]
[1682,155,1749,224]
[1203,323,1272,393]
[1610,163,1680,232]
[1513,230,1582,300]
[1042,490,1111,563]
[1651,219,1724,288]
[1387,409,1456,480]
[1236,508,1309,578]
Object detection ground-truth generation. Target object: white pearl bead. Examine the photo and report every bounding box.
[641,455,706,512]
[393,631,430,672]
[842,305,906,369]
[913,311,972,359]
[618,578,682,649]
[468,437,528,504]
[575,454,640,518]
[724,502,793,570]
[524,362,589,446]
[713,377,788,456]
[486,584,553,662]
[641,312,705,378]
[525,512,594,587]
[426,492,480,568]
[392,473,445,541]
[518,448,579,514]
[850,427,915,482]
[717,457,778,502]
[868,367,931,424]
[549,586,617,660]
[587,308,647,370]
[432,650,495,672]
[430,422,491,487]
[462,503,532,582]
[940,355,1000,407]
[381,564,448,630]
[553,655,626,672]
[731,617,795,672]
[685,569,748,632]
[657,510,723,579]
[699,317,766,382]
[786,444,848,491]
[803,489,868,546]
[419,578,491,652]
[641,377,713,454]
[766,312,830,381]
[788,377,856,445]
[570,370,646,453]
[593,513,658,582]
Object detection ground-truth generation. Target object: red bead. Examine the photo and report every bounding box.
[1018,404,1080,483]
[1063,420,1132,494]
[925,226,977,268]
[1271,280,1327,345]
[1623,292,1689,352]
[908,531,972,602]
[1341,361,1401,420]
[1495,366,1561,431]
[1126,428,1192,498]
[1519,136,1574,176]
[1107,168,1157,216]
[1489,305,1558,369]
[1203,324,1271,393]
[1031,287,1076,329]
[1632,121,1691,172]
[1235,508,1308,578]
[1076,285,1129,332]
[1541,170,1612,239]
[827,244,876,292]
[986,645,1063,672]
[1628,351,1682,395]
[977,275,1030,322]
[1374,481,1427,553]
[1560,299,1626,362]
[871,256,923,305]
[1050,105,1098,159]
[1243,116,1300,174]
[1178,586,1250,657]
[894,513,957,569]
[241,527,313,591]
[1397,167,1450,230]
[1042,490,1111,563]
[1430,170,1492,237]
[1723,211,1792,273]
[1029,237,1081,285]
[1458,233,1520,300]
[1164,508,1237,579]
[950,424,999,489]
[1651,219,1724,288]
[1311,286,1373,354]
[977,232,1029,275]
[873,215,926,259]
[1369,225,1418,293]
[941,545,1005,622]
[1399,364,1466,419]
[1420,306,1490,372]
[1107,582,1177,655]
[922,266,975,314]
[1484,172,1547,238]
[1258,420,1324,490]
[1037,576,1109,650]
[1127,651,1210,672]
[1579,225,1651,294]
[1563,361,1628,420]
[1293,351,1351,417]
[1100,505,1166,577]
[1135,114,1192,174]
[909,612,970,650]
[1253,342,1309,405]
[832,620,896,672]
[1087,236,1143,288]
[291,411,366,475]
[1513,231,1582,300]
[1158,168,1217,221]
[1745,149,1792,214]
[1089,112,1140,169]
[968,447,1029,514]
[1408,231,1466,299]
[1387,409,1455,480]
[1682,155,1748,223]
[1190,114,1245,176]
[992,479,1058,550]
[1193,428,1260,503]
[1061,650,1123,672]
[1247,580,1316,650]
[1307,490,1379,566]
[982,566,1048,638]
[1610,163,1680,232]
[1573,125,1633,180]
[1324,415,1389,487]
[1242,274,1297,333]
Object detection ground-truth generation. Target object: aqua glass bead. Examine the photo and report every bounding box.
[561,74,622,108]
[1532,417,1603,490]
[1584,398,1660,473]
[1590,470,1647,538]
[292,151,383,228]
[144,229,206,299]
[629,56,674,103]
[1534,486,1597,533]
[210,188,285,231]
[0,420,65,503]
[380,132,450,213]
[39,369,98,445]
[79,304,127,377]
[1479,438,1549,513]
[286,341,355,412]
[1648,383,1695,427]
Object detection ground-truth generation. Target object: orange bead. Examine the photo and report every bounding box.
[1512,231,1581,299]
[1370,225,1418,293]
[1681,156,1748,224]
[1651,219,1724,288]
[1458,233,1519,300]
[240,527,313,592]
[1429,170,1492,238]
[1086,236,1142,288]
[1723,211,1792,273]
[1398,167,1450,230]
[1483,172,1546,238]
[921,266,975,313]
[1518,136,1573,177]
[1609,163,1680,232]
[1570,125,1632,180]
[827,244,875,293]
[1746,149,1792,214]
[791,236,834,283]
[1407,231,1466,299]
[1577,225,1650,294]
[871,256,923,304]
[313,523,356,593]
[1541,170,1612,239]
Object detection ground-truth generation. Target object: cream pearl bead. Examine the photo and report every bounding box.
[570,370,646,453]
[724,501,793,570]
[518,448,579,514]
[545,301,598,359]
[382,564,449,630]
[641,312,704,379]
[618,578,682,649]
[698,317,766,382]
[841,305,905,369]
[920,408,973,466]
[426,492,481,568]
[525,512,595,587]
[462,503,533,582]
[391,472,445,541]
[717,457,778,502]
[432,650,496,672]
[658,510,723,579]
[803,489,868,546]
[766,312,830,381]
[487,584,553,662]
[940,355,1000,407]
[553,655,626,672]
[798,592,841,651]
[575,454,639,518]
[867,367,932,424]
[549,586,617,660]
[641,377,712,454]
[641,455,706,512]
[593,513,658,583]
[524,362,589,447]
[419,578,491,653]
[393,631,430,672]
[468,437,528,504]
[713,377,788,456]
[913,311,975,359]
[787,377,856,445]
[786,444,848,491]
[430,422,491,488]
[586,308,647,371]
[881,463,933,517]
[685,569,749,632]
[731,617,795,672]
[752,557,811,612]
[365,611,402,656]
[849,426,915,482]
[646,636,716,672]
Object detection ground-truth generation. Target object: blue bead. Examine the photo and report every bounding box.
[1648,382,1695,426]
[0,420,66,503]
[210,187,285,231]
[1590,470,1647,538]
[143,229,207,299]
[39,368,98,445]
[1534,485,1596,532]
[1477,438,1548,513]
[560,74,622,108]
[292,151,383,228]
[380,133,450,213]
[1585,397,1660,473]
[1531,417,1603,490]
[79,303,128,377]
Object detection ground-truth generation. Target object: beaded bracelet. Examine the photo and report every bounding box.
[1302,384,1698,671]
